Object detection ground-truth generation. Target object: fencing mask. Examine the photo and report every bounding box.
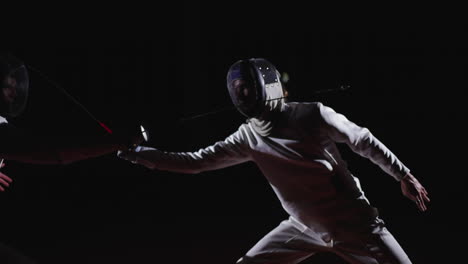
[0,53,29,118]
[226,58,284,118]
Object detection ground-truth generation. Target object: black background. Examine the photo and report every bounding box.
[0,4,465,264]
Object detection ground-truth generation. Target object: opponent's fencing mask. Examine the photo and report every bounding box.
[0,53,29,118]
[226,58,285,118]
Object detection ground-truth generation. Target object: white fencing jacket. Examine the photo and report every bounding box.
[120,102,410,232]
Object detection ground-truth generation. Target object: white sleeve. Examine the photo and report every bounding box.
[318,103,410,181]
[0,116,8,124]
[118,126,251,174]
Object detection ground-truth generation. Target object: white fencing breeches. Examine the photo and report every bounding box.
[236,217,412,264]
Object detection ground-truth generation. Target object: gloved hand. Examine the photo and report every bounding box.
[117,146,141,164]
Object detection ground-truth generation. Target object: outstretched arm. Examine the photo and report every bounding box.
[318,103,430,211]
[118,125,252,174]
[0,122,143,165]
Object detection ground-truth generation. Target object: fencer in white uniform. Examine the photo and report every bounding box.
[118,58,430,264]
[0,53,147,264]
[0,53,145,165]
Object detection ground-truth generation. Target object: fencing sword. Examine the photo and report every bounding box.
[179,83,351,123]
[24,63,148,149]
[26,65,116,135]
[26,64,147,143]
[0,54,150,173]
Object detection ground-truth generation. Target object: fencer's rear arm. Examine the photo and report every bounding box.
[318,103,410,181]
